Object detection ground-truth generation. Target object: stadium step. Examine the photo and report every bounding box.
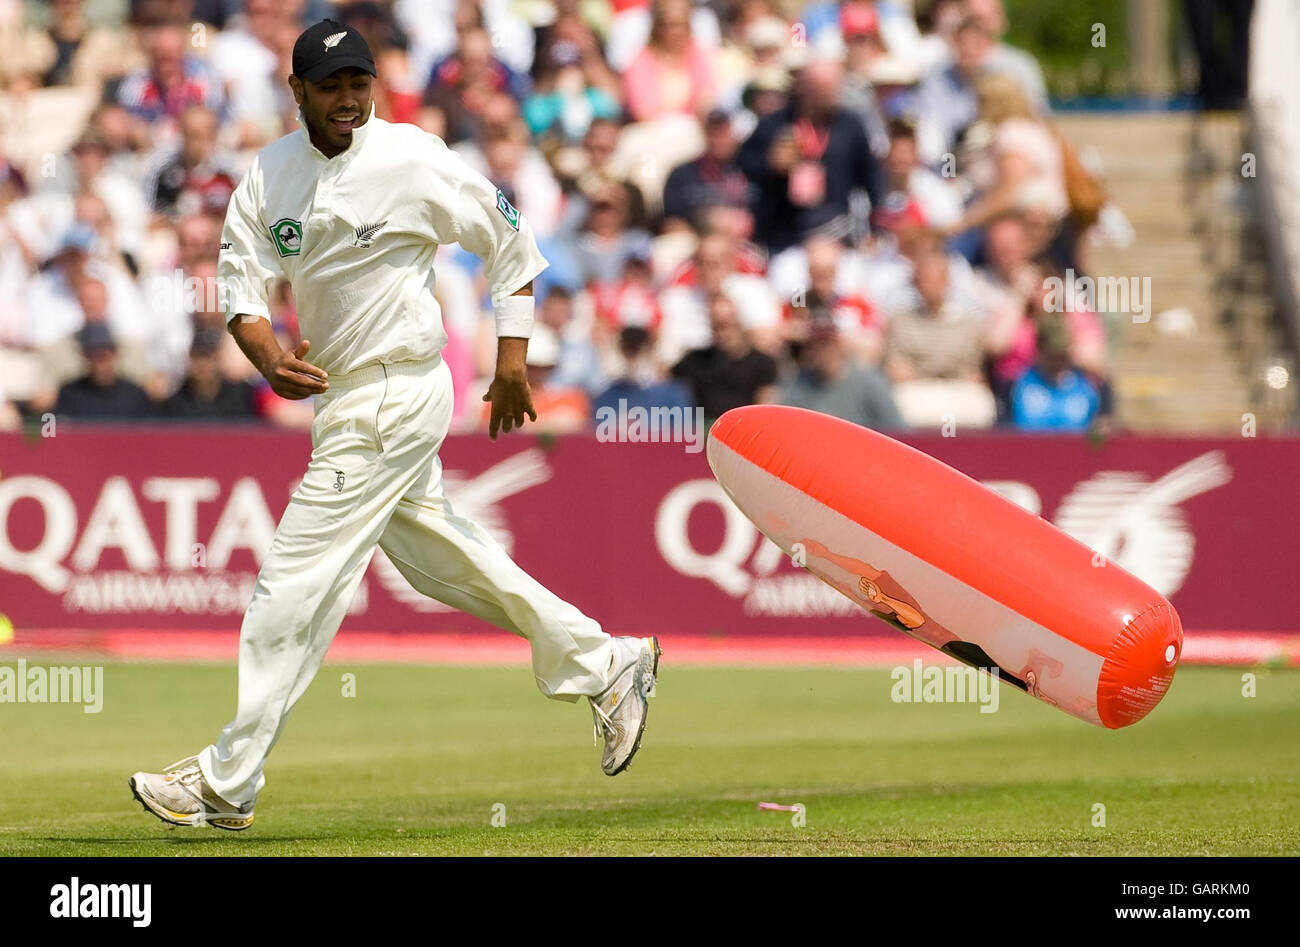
[1054,111,1278,433]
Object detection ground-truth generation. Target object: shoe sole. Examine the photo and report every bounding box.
[128,776,254,831]
[607,636,661,777]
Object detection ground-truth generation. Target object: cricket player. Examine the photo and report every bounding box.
[129,20,660,831]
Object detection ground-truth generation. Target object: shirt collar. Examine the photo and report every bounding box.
[297,101,376,162]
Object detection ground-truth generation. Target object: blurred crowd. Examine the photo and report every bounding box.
[0,0,1122,436]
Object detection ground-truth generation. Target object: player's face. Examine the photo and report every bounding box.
[293,68,374,157]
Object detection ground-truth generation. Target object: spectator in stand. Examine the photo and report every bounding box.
[737,56,883,254]
[538,287,608,397]
[143,105,238,222]
[26,272,148,402]
[964,0,1049,113]
[398,0,535,87]
[672,293,779,420]
[884,247,994,427]
[161,327,258,421]
[523,40,621,146]
[1011,316,1105,433]
[116,21,225,138]
[769,227,872,307]
[0,0,1109,438]
[623,0,717,123]
[780,321,905,430]
[579,115,620,182]
[781,235,883,364]
[806,0,927,64]
[944,73,1068,258]
[1033,259,1109,379]
[659,232,781,366]
[85,102,154,184]
[24,224,149,352]
[679,204,767,276]
[593,326,694,421]
[592,248,662,337]
[837,1,892,159]
[28,0,141,90]
[913,15,990,166]
[858,218,982,318]
[53,322,153,420]
[974,213,1041,418]
[209,0,297,149]
[39,127,150,266]
[424,25,530,145]
[168,211,223,274]
[342,3,424,128]
[879,119,963,231]
[739,62,794,131]
[913,0,967,76]
[69,189,136,280]
[532,9,622,103]
[570,180,653,288]
[661,109,752,233]
[711,10,780,114]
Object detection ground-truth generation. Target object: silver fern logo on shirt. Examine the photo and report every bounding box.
[353,220,388,248]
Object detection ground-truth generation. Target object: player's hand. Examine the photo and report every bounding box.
[481,369,536,439]
[266,339,329,400]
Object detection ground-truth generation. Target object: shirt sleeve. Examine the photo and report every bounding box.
[218,165,280,326]
[424,137,549,312]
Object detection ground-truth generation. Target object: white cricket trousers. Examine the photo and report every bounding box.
[198,355,613,806]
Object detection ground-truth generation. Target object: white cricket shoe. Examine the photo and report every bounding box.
[589,636,661,776]
[129,756,254,831]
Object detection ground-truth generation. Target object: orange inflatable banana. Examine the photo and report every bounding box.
[706,405,1181,727]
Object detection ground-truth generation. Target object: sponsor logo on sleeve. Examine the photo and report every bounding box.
[496,190,520,230]
[269,218,303,257]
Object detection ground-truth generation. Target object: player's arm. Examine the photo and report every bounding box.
[481,283,536,439]
[230,315,328,400]
[218,166,325,399]
[425,140,549,439]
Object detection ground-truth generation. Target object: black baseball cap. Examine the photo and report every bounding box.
[292,19,376,83]
[77,322,116,354]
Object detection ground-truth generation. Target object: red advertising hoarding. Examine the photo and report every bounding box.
[0,429,1294,639]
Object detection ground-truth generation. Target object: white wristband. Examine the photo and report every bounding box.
[494,294,535,338]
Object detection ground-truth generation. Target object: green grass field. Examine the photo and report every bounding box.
[1,661,1296,855]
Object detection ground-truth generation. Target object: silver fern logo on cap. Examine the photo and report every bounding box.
[323,30,347,50]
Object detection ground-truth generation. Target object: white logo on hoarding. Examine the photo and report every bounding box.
[654,480,856,617]
[0,475,351,615]
[1054,452,1231,597]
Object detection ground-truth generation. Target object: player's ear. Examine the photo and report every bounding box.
[288,75,305,108]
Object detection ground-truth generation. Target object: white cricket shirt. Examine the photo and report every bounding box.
[218,105,547,375]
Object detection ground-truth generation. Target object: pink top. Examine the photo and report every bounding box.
[440,318,476,423]
[623,44,715,122]
[993,307,1107,384]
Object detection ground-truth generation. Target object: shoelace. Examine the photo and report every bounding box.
[589,658,659,748]
[589,699,615,748]
[163,757,200,779]
[161,757,206,807]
